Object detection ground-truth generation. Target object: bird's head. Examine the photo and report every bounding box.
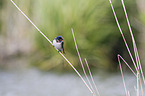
[56,36,63,42]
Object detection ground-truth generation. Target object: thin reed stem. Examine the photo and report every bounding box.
[128,91,130,96]
[10,0,93,94]
[120,0,145,85]
[136,47,145,84]
[120,0,138,64]
[71,28,95,95]
[138,71,145,96]
[10,0,53,45]
[120,0,138,59]
[118,55,136,76]
[85,58,100,96]
[137,71,139,96]
[110,0,145,95]
[108,0,138,71]
[118,55,128,96]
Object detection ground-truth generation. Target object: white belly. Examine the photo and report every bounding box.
[52,39,62,50]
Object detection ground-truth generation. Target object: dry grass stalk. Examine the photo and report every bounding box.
[10,0,93,94]
[138,71,145,96]
[108,0,137,71]
[85,58,100,96]
[109,0,145,95]
[137,71,139,96]
[118,55,128,96]
[118,55,136,76]
[120,0,145,85]
[71,28,96,96]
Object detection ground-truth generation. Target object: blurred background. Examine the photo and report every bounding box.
[0,0,145,96]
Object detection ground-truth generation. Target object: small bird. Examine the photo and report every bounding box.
[52,36,65,54]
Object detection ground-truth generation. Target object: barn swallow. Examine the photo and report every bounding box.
[52,36,65,54]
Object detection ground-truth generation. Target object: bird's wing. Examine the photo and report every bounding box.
[61,42,64,49]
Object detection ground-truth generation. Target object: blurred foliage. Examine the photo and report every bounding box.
[1,0,143,72]
[30,0,138,71]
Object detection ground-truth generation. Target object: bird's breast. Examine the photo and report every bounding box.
[52,39,63,50]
